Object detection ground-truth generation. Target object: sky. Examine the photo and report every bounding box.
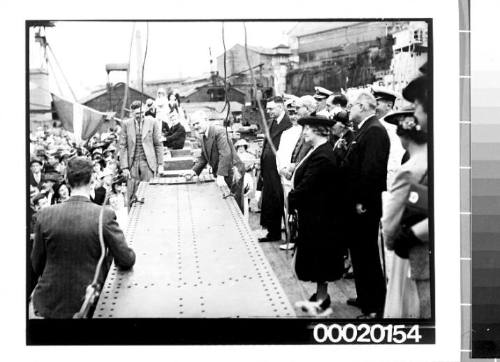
[29,21,297,100]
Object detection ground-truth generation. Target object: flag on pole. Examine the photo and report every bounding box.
[52,94,106,141]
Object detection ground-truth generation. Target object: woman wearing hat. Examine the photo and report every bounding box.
[287,116,345,315]
[109,174,128,229]
[382,85,429,318]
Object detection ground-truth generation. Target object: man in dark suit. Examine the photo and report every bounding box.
[164,112,186,150]
[341,91,390,319]
[258,96,292,242]
[29,158,44,191]
[30,157,136,319]
[119,100,164,205]
[185,111,245,212]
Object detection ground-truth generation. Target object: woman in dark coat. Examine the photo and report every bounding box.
[288,115,345,315]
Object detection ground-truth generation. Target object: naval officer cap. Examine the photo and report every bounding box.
[313,86,333,100]
[371,86,399,103]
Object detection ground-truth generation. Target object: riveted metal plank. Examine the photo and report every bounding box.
[95,181,295,318]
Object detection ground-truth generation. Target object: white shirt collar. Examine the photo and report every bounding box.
[276,111,285,124]
[204,126,210,139]
[357,114,375,130]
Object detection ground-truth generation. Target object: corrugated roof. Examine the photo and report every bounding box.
[79,83,154,104]
[287,22,361,37]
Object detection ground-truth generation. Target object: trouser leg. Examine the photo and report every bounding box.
[349,214,386,314]
[138,157,154,181]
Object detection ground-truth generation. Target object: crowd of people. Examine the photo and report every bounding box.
[28,65,430,320]
[256,64,430,319]
[27,93,188,306]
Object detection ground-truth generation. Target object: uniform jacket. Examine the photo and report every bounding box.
[164,122,186,150]
[31,196,136,318]
[119,115,164,171]
[193,125,244,177]
[341,115,390,216]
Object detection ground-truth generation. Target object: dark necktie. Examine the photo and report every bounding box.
[291,136,304,163]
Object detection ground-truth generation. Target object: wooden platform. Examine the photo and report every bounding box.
[248,212,361,318]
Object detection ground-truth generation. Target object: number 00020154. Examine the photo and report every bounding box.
[313,324,422,344]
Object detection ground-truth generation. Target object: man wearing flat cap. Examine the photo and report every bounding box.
[119,100,164,205]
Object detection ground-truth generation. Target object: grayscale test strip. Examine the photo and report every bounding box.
[460,0,474,361]
[94,181,295,318]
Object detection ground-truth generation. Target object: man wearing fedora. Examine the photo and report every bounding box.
[341,91,390,319]
[119,100,164,205]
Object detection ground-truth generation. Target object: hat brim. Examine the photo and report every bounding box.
[313,95,327,100]
[298,116,335,127]
[30,160,43,166]
[402,76,429,103]
[384,110,415,125]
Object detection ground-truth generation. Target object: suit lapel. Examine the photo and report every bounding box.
[269,114,292,140]
[142,118,149,140]
[129,118,136,147]
[205,126,215,160]
[353,115,377,142]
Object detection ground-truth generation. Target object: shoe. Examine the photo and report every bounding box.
[258,235,281,242]
[346,298,360,308]
[279,243,295,250]
[308,294,331,310]
[296,295,332,316]
[356,312,381,320]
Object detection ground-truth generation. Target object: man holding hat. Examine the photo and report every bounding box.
[119,100,164,205]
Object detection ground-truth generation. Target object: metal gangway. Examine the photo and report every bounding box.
[94,177,295,318]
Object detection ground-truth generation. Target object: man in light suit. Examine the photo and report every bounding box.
[184,111,245,212]
[341,91,390,319]
[30,157,135,319]
[119,100,164,205]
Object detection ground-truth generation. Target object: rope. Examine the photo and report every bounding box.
[121,23,136,120]
[47,60,63,96]
[242,23,277,157]
[140,22,150,124]
[216,22,229,115]
[47,44,78,101]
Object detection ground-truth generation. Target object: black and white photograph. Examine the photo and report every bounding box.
[26,18,435,345]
